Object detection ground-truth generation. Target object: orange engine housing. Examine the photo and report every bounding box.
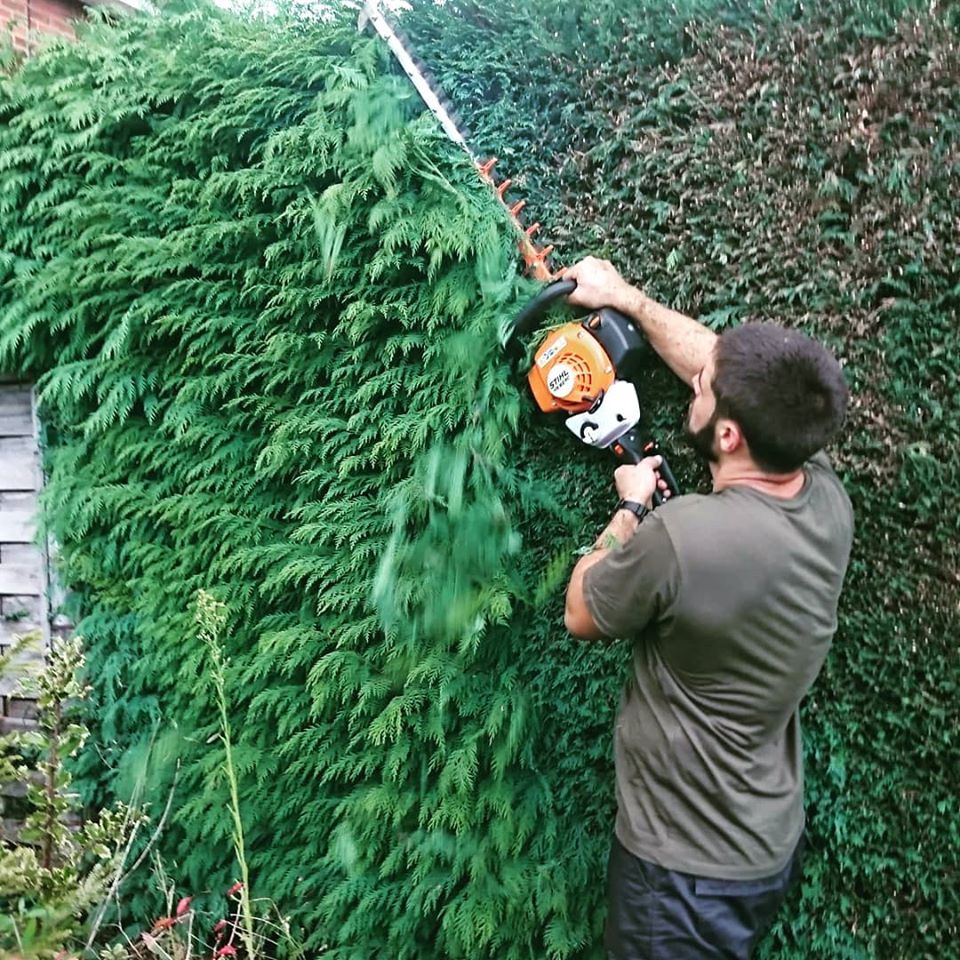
[527,321,615,413]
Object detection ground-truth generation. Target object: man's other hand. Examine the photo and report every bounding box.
[615,456,670,508]
[561,257,635,313]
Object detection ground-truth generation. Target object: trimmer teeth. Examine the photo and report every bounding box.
[362,1,555,280]
[478,157,554,280]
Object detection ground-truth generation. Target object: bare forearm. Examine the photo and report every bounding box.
[592,509,640,552]
[565,509,639,630]
[571,511,639,587]
[562,256,717,383]
[618,286,717,384]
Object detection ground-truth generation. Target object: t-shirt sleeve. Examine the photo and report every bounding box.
[808,450,834,473]
[808,450,851,504]
[582,512,681,639]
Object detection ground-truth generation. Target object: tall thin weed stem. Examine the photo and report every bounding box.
[196,590,257,959]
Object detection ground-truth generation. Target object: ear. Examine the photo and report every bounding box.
[716,417,744,455]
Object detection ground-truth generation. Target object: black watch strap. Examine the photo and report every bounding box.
[615,499,650,522]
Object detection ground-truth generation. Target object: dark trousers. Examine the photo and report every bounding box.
[605,835,804,960]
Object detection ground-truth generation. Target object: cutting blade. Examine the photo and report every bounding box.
[358,0,554,280]
[359,0,475,162]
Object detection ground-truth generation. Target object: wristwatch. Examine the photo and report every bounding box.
[615,499,650,522]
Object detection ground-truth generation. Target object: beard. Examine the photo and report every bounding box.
[684,406,720,463]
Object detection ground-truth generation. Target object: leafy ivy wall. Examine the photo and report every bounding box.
[402,1,960,956]
[0,1,957,958]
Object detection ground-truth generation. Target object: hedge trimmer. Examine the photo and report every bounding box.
[357,0,554,280]
[359,1,681,503]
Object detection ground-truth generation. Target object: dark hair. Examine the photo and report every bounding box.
[712,322,849,473]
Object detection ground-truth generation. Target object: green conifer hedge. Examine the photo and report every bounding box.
[0,1,957,958]
[0,5,621,956]
[398,1,960,956]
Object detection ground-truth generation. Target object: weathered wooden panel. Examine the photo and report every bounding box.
[0,669,40,697]
[0,381,56,840]
[0,619,44,648]
[0,438,40,491]
[1,818,27,843]
[0,621,45,696]
[1,634,43,650]
[0,714,38,734]
[0,386,33,438]
[3,697,38,720]
[0,616,44,647]
[0,564,42,595]
[1,595,43,622]
[1,544,42,567]
[0,493,38,543]
[0,771,44,798]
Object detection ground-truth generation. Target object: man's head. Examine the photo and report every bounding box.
[685,322,849,473]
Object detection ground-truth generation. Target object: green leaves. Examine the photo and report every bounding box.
[0,3,591,957]
[399,1,960,957]
[4,0,956,957]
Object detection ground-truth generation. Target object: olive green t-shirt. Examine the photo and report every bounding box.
[583,452,853,880]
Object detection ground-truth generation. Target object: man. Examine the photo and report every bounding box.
[561,257,854,960]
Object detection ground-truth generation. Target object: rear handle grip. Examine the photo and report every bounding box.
[611,434,681,508]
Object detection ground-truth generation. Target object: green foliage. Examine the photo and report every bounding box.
[0,636,141,958]
[0,0,957,958]
[402,0,960,956]
[0,3,607,957]
[196,589,256,958]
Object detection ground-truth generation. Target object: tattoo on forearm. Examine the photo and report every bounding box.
[595,531,621,551]
[592,511,639,553]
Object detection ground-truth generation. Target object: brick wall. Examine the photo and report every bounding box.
[2,0,84,53]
